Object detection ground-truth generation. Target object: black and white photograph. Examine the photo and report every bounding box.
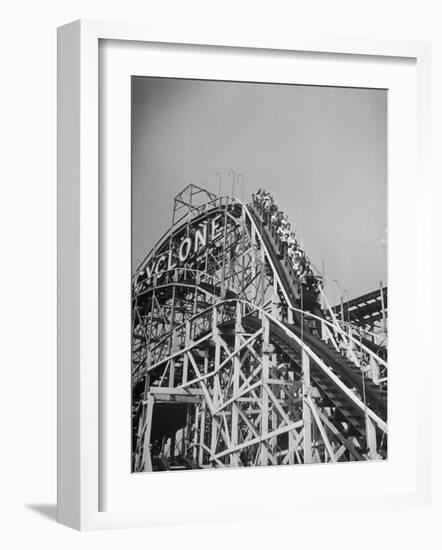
[131,76,388,473]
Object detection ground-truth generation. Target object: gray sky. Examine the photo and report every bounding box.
[132,77,387,303]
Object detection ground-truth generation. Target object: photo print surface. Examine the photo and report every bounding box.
[131,77,388,473]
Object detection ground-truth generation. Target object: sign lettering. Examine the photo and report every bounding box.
[138,215,225,284]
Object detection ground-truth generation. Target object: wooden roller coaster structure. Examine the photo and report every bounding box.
[132,184,388,472]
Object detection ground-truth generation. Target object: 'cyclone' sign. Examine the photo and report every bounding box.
[136,214,223,286]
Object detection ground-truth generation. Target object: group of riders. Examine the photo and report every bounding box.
[252,189,321,297]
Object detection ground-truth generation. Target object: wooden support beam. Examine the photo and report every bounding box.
[183,321,190,384]
[199,352,208,466]
[149,387,204,395]
[193,405,199,462]
[302,349,313,464]
[365,416,378,460]
[263,383,302,464]
[316,408,364,461]
[306,395,337,463]
[260,315,270,466]
[214,420,303,461]
[141,395,155,472]
[230,303,242,467]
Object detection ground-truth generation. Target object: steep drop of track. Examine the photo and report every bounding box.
[246,204,387,423]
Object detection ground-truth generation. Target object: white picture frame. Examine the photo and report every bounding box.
[57,19,432,531]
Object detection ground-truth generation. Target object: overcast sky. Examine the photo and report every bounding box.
[132,77,387,303]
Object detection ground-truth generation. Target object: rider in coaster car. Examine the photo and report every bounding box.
[252,189,264,210]
[287,231,297,250]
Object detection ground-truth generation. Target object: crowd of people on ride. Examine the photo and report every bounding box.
[252,189,321,295]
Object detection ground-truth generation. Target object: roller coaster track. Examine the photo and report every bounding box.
[132,184,388,471]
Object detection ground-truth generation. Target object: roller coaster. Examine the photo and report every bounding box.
[132,183,388,472]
